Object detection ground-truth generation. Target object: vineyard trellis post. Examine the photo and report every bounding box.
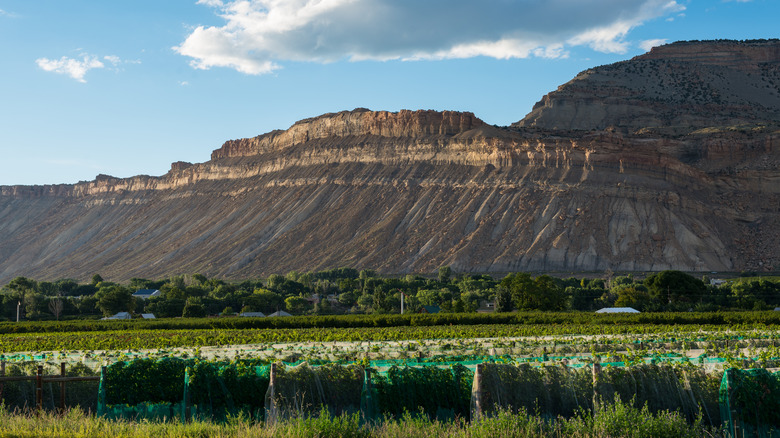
[264,362,278,425]
[59,362,66,412]
[36,365,43,411]
[592,362,601,415]
[470,363,484,421]
[0,361,100,412]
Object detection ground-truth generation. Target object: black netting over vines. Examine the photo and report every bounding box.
[472,363,593,419]
[471,363,720,426]
[0,362,98,412]
[597,364,720,425]
[373,364,473,420]
[265,362,364,423]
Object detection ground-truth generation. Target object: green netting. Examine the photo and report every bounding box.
[719,368,780,437]
[90,356,779,432]
[187,360,271,422]
[97,357,193,421]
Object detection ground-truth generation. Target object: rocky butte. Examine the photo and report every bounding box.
[1,39,779,282]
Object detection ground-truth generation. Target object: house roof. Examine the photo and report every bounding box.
[595,307,640,313]
[102,311,132,320]
[239,312,266,317]
[133,289,160,296]
[141,313,155,319]
[268,310,292,317]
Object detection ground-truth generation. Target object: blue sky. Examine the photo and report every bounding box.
[0,0,777,186]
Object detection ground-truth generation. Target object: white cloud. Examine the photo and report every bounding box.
[640,38,668,51]
[0,8,18,18]
[36,53,137,82]
[176,0,686,75]
[103,55,122,66]
[36,54,105,83]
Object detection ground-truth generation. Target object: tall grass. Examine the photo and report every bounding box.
[0,399,722,438]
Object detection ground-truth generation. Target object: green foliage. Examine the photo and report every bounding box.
[182,299,207,318]
[501,273,566,311]
[283,296,310,315]
[374,364,472,420]
[91,274,104,286]
[96,285,135,317]
[721,368,780,428]
[188,359,270,420]
[613,285,651,310]
[494,285,513,312]
[105,358,192,405]
[644,271,705,309]
[438,266,452,283]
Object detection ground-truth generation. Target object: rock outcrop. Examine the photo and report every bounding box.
[0,40,779,282]
[516,39,780,134]
[211,109,484,159]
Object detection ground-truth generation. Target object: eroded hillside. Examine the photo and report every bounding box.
[1,40,779,282]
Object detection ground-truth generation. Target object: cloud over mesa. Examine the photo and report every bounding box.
[176,0,685,75]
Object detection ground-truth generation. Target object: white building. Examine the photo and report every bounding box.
[595,307,640,314]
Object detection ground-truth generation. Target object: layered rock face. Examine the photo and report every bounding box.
[1,40,779,282]
[516,40,780,134]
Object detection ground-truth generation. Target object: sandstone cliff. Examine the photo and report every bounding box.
[0,40,778,282]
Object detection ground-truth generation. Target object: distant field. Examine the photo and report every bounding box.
[1,311,779,369]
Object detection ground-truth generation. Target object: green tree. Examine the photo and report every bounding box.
[438,266,452,283]
[96,285,135,317]
[284,296,310,315]
[7,277,38,320]
[501,273,565,311]
[91,274,104,286]
[416,289,441,306]
[182,298,206,318]
[495,284,513,312]
[246,289,284,313]
[613,285,651,310]
[192,273,208,285]
[644,270,705,309]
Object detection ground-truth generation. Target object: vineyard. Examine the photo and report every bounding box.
[2,312,780,436]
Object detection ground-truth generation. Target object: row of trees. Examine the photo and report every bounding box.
[1,268,778,321]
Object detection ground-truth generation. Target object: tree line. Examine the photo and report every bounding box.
[1,268,778,321]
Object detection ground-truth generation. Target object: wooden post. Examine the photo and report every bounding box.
[592,362,601,415]
[471,363,483,422]
[0,361,5,403]
[36,365,43,412]
[60,363,66,412]
[361,367,376,422]
[264,363,278,425]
